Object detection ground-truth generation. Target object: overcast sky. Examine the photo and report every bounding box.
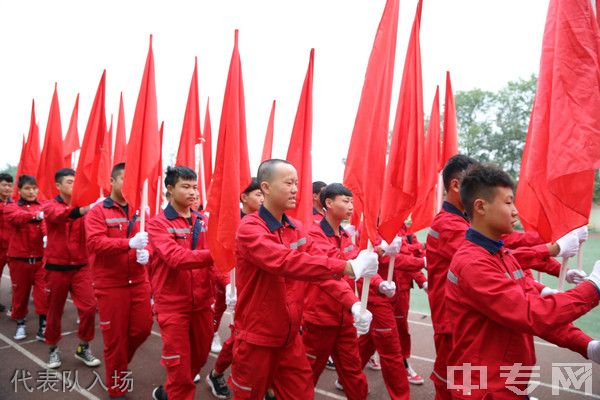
[0,0,550,183]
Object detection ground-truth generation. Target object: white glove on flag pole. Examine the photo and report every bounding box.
[359,240,375,318]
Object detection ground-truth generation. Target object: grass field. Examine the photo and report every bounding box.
[410,231,600,339]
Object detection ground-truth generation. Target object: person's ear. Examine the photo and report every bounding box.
[260,181,270,196]
[450,178,460,194]
[55,181,61,190]
[325,197,333,210]
[473,198,486,216]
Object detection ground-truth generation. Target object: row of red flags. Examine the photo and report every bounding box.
[14,0,600,272]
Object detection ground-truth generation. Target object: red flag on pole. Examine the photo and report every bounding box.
[14,101,40,199]
[113,93,127,165]
[71,71,107,206]
[37,83,65,200]
[199,98,213,206]
[517,0,600,242]
[440,71,458,169]
[410,86,441,233]
[63,94,80,168]
[261,99,276,162]
[379,0,424,243]
[149,121,164,216]
[123,35,160,219]
[206,30,251,273]
[98,114,113,196]
[285,50,314,226]
[176,57,201,170]
[343,0,399,244]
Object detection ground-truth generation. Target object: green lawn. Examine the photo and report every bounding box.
[410,232,600,339]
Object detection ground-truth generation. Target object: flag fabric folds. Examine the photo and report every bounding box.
[285,50,314,226]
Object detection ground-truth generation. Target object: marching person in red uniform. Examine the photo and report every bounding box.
[147,166,214,400]
[312,181,326,224]
[302,183,371,400]
[43,168,100,370]
[425,155,583,399]
[393,227,427,385]
[85,163,153,399]
[205,178,263,399]
[0,172,14,313]
[4,175,47,341]
[230,159,377,400]
[445,163,600,399]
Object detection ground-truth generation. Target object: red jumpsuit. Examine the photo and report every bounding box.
[86,197,153,398]
[231,205,354,400]
[147,203,214,400]
[302,218,367,400]
[4,199,47,321]
[0,198,14,301]
[43,196,96,347]
[446,228,599,399]
[355,233,423,400]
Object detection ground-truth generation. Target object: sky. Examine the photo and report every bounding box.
[0,0,550,183]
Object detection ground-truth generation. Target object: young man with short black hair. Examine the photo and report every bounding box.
[86,163,153,399]
[445,164,600,398]
[148,166,214,400]
[0,172,14,313]
[43,168,100,370]
[4,175,47,341]
[312,180,327,223]
[303,182,376,400]
[230,159,378,399]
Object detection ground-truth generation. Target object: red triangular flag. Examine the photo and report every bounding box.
[71,71,107,206]
[63,94,80,168]
[517,0,600,241]
[343,0,399,244]
[38,83,65,200]
[286,50,314,226]
[410,86,441,233]
[176,57,201,170]
[123,36,160,214]
[98,114,113,196]
[200,98,213,206]
[379,0,424,243]
[14,101,40,199]
[113,93,127,165]
[261,100,276,162]
[440,71,458,169]
[206,30,251,273]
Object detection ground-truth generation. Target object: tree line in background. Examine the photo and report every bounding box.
[2,74,600,204]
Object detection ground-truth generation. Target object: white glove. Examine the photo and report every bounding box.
[351,302,373,335]
[42,236,47,249]
[129,232,149,250]
[586,260,600,289]
[588,340,600,363]
[566,269,588,285]
[556,233,579,258]
[136,249,149,265]
[344,224,357,237]
[422,282,428,293]
[349,250,379,279]
[573,226,589,243]
[225,283,237,309]
[36,211,44,220]
[89,197,105,209]
[378,281,396,298]
[381,237,402,257]
[540,287,559,297]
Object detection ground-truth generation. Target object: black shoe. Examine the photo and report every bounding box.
[264,392,276,400]
[152,385,167,400]
[325,356,335,370]
[0,303,6,312]
[206,372,232,399]
[75,343,101,367]
[36,325,45,341]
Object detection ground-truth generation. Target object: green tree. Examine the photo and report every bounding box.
[0,164,16,177]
